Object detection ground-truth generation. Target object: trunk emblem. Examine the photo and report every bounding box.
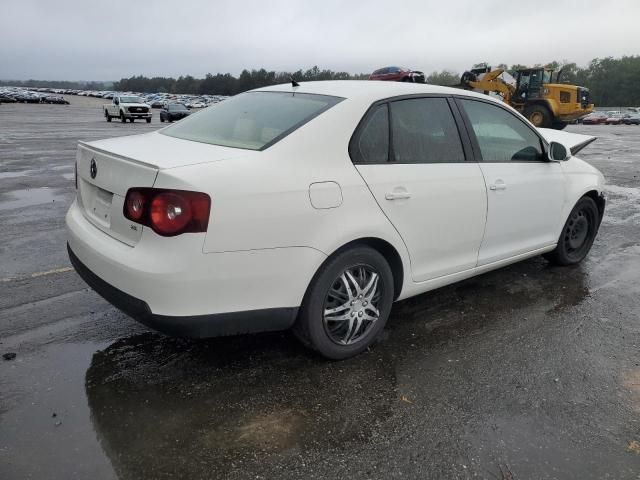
[90,158,97,179]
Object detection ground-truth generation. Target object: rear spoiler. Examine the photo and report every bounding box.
[537,128,597,155]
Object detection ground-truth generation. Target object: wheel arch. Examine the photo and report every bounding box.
[583,189,605,223]
[316,237,405,300]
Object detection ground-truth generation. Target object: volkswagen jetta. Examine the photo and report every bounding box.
[67,81,605,359]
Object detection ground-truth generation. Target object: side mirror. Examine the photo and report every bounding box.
[548,141,569,161]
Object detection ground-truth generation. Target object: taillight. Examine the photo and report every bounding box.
[123,188,211,237]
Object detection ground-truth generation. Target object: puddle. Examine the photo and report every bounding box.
[0,187,66,211]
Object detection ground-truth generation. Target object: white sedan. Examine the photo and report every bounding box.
[66,80,605,359]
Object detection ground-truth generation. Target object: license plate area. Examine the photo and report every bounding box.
[90,186,114,226]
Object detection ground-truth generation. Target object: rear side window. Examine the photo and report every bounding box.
[161,91,343,150]
[460,99,544,162]
[353,104,389,164]
[390,98,465,164]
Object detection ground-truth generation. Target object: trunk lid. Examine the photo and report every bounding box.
[75,132,254,246]
[76,143,158,246]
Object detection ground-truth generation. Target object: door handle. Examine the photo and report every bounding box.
[489,180,507,191]
[385,191,412,200]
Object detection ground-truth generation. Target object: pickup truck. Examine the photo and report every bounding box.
[104,95,152,123]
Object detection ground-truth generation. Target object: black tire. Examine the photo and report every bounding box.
[552,121,568,130]
[160,116,164,123]
[401,76,412,82]
[146,118,151,124]
[544,196,600,266]
[293,246,394,360]
[120,112,126,123]
[523,104,552,128]
[105,111,111,122]
[129,118,134,123]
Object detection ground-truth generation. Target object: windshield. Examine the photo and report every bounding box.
[168,104,188,111]
[161,91,343,150]
[120,96,143,103]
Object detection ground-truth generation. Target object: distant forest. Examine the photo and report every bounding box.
[3,56,639,106]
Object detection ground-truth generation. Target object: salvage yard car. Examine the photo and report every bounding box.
[67,81,605,359]
[159,103,191,122]
[103,95,152,123]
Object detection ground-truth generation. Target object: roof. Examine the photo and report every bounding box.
[255,80,497,105]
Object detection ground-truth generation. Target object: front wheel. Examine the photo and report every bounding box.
[120,112,126,123]
[293,246,394,359]
[146,118,151,123]
[544,197,600,266]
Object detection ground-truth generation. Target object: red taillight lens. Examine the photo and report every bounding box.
[150,192,191,235]
[123,188,211,237]
[125,190,146,221]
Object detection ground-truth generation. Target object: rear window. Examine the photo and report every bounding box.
[160,91,344,150]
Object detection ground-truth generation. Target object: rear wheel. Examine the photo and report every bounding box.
[544,197,599,266]
[105,111,111,122]
[294,246,394,359]
[524,104,552,128]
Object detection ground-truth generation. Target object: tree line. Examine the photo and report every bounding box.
[112,56,640,106]
[3,56,639,106]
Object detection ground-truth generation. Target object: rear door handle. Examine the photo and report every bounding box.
[385,191,412,200]
[489,180,507,191]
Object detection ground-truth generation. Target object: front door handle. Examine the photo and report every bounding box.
[385,191,412,200]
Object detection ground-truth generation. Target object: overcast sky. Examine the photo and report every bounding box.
[1,0,638,81]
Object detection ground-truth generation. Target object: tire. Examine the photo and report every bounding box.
[120,112,126,123]
[160,116,164,123]
[544,196,600,266]
[552,121,568,130]
[129,118,134,123]
[293,246,394,359]
[105,111,111,122]
[523,104,552,128]
[146,118,151,124]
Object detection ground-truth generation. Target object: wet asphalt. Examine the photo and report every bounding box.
[1,98,639,479]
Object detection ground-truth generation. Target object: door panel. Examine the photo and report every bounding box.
[456,98,566,265]
[477,162,565,265]
[357,163,487,281]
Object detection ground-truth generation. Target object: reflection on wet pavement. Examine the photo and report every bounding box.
[0,187,66,211]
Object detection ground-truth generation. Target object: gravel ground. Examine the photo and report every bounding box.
[1,99,639,480]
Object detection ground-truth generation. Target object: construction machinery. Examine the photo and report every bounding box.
[459,65,593,129]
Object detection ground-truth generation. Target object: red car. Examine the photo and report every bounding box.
[369,66,425,83]
[581,112,608,125]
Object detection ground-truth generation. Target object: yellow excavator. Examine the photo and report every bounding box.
[459,65,594,129]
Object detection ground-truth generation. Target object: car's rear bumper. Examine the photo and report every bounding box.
[68,244,298,337]
[66,199,324,336]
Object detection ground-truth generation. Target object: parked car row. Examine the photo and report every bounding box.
[17,86,227,109]
[0,87,69,104]
[581,109,640,125]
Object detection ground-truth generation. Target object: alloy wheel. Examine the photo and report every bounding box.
[323,264,382,345]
